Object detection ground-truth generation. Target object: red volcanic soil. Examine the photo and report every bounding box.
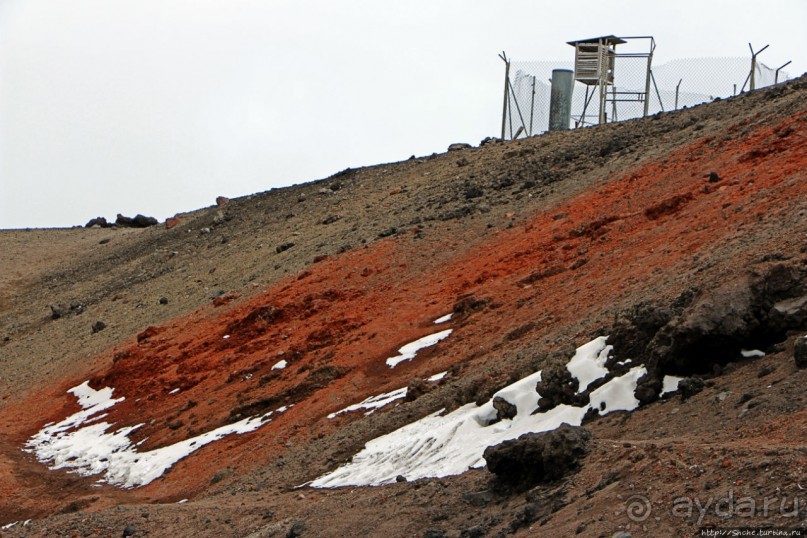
[0,79,805,536]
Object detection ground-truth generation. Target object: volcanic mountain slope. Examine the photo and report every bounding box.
[0,76,805,537]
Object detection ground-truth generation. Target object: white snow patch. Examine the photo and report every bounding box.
[222,334,230,339]
[488,370,543,419]
[272,360,288,370]
[566,336,612,392]
[168,388,180,395]
[427,371,447,382]
[385,329,453,368]
[327,373,447,420]
[311,337,647,488]
[327,388,408,419]
[588,367,646,413]
[433,313,453,324]
[741,349,765,358]
[177,499,188,504]
[1,522,17,530]
[660,375,684,397]
[26,382,273,488]
[70,381,122,412]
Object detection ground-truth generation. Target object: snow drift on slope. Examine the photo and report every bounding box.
[25,381,276,488]
[386,329,453,368]
[311,336,648,487]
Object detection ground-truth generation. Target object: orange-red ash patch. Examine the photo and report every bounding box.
[0,112,804,514]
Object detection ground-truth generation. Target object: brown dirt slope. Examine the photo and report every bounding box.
[0,76,805,537]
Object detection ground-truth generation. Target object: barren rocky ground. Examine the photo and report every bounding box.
[0,76,805,537]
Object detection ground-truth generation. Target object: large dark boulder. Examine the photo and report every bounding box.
[115,213,158,228]
[647,265,804,375]
[116,214,135,227]
[648,275,757,374]
[634,369,663,405]
[132,214,158,227]
[678,377,706,399]
[492,396,518,420]
[484,424,591,488]
[608,302,673,362]
[85,216,110,228]
[535,363,585,410]
[448,142,472,151]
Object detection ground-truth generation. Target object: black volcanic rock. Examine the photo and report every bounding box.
[484,424,591,488]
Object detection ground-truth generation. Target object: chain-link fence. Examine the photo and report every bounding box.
[503,56,791,139]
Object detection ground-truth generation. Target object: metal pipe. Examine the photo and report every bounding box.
[651,70,664,112]
[577,85,592,128]
[508,81,529,138]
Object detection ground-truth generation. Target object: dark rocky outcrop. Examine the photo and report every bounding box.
[115,214,158,228]
[647,264,804,376]
[492,396,518,420]
[677,377,706,400]
[634,372,664,406]
[534,363,585,410]
[448,143,472,151]
[619,264,806,405]
[85,217,111,228]
[484,424,591,489]
[132,214,159,227]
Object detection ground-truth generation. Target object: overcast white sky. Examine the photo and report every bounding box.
[1,0,804,229]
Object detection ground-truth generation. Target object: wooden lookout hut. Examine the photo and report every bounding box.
[567,35,655,126]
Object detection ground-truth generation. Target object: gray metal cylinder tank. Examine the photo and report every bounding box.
[549,69,574,131]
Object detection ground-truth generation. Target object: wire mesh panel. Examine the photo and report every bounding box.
[503,57,790,139]
[607,54,651,121]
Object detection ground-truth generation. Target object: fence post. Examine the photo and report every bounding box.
[642,39,656,117]
[529,76,536,136]
[675,79,682,110]
[747,43,769,92]
[775,61,792,84]
[499,52,510,140]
